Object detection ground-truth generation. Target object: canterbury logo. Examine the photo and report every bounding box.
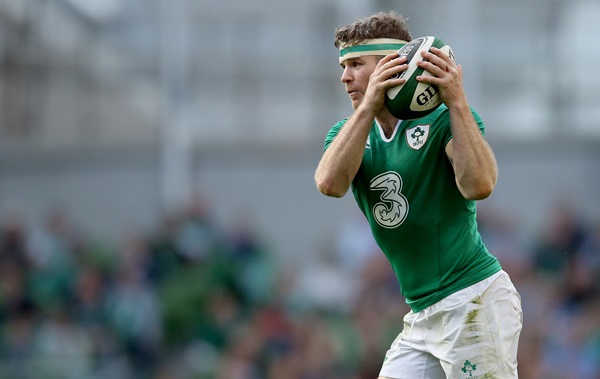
[370,171,409,228]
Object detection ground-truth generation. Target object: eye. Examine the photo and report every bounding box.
[341,59,362,70]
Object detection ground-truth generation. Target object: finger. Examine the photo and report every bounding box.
[378,52,401,65]
[426,47,454,66]
[420,51,448,71]
[416,60,446,76]
[387,63,408,80]
[416,74,442,85]
[377,57,408,79]
[380,55,407,71]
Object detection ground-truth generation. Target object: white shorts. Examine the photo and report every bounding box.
[379,270,523,379]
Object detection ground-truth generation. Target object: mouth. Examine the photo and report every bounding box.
[347,90,360,98]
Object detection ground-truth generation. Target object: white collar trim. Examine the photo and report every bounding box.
[375,119,402,143]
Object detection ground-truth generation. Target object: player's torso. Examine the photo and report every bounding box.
[351,110,483,296]
[353,113,461,236]
[333,106,499,309]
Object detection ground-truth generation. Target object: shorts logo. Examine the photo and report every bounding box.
[461,360,477,377]
[406,125,430,150]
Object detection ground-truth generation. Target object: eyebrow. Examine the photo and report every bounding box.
[340,57,361,68]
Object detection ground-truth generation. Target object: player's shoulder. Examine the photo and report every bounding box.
[327,117,351,135]
[324,117,351,148]
[333,117,350,128]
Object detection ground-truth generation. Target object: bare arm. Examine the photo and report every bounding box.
[314,105,375,197]
[417,47,497,200]
[315,54,407,197]
[445,110,498,200]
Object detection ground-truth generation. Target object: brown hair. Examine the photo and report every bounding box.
[334,11,412,48]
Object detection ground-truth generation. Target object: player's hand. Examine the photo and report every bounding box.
[416,47,467,108]
[363,54,407,113]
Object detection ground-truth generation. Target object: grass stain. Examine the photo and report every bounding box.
[471,295,483,305]
[465,309,479,324]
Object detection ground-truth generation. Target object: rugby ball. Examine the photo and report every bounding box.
[385,36,455,120]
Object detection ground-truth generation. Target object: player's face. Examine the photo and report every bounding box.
[340,56,379,109]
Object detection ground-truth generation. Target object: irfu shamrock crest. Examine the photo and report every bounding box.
[461,360,477,377]
[411,127,426,141]
[406,125,430,150]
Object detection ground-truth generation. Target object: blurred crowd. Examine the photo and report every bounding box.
[0,194,599,379]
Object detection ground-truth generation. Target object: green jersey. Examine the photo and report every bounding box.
[324,105,501,312]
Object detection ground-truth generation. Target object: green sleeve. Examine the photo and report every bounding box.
[324,118,349,151]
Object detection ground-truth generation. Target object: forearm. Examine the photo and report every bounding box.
[447,102,498,200]
[315,106,375,197]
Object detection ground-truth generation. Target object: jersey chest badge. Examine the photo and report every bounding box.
[406,124,430,150]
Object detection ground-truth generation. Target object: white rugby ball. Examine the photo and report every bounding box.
[385,36,455,120]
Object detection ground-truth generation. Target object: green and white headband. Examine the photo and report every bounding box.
[339,38,407,63]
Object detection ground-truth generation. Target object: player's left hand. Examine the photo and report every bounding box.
[416,47,466,107]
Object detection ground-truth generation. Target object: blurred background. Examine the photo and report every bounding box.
[0,0,599,378]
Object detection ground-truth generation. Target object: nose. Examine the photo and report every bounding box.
[341,67,351,84]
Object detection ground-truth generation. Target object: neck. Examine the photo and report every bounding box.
[375,111,400,138]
